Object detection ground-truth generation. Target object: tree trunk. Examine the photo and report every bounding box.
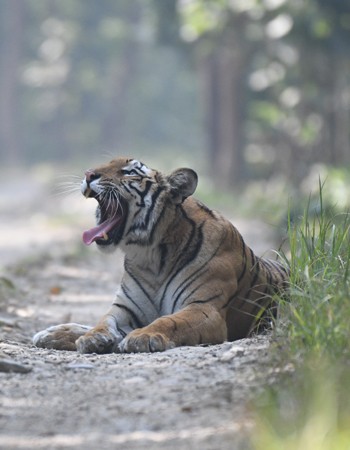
[203,41,246,189]
[333,57,350,165]
[103,4,141,150]
[0,0,23,166]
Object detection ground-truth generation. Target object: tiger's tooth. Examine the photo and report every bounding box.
[103,232,108,240]
[84,188,91,198]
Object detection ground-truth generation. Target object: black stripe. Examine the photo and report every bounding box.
[138,166,146,175]
[158,206,199,310]
[170,227,229,311]
[261,259,285,285]
[123,266,153,306]
[195,199,216,218]
[158,243,168,274]
[126,185,164,236]
[173,225,227,302]
[129,179,153,207]
[220,288,239,310]
[122,183,132,195]
[143,186,164,227]
[261,260,273,286]
[173,283,202,312]
[198,333,203,345]
[189,294,221,305]
[221,243,260,311]
[173,229,231,306]
[148,196,168,244]
[114,324,127,338]
[122,168,144,176]
[160,222,204,311]
[268,259,288,279]
[249,257,261,287]
[106,312,127,338]
[112,302,143,329]
[262,258,275,270]
[172,267,208,311]
[237,235,248,284]
[249,248,257,267]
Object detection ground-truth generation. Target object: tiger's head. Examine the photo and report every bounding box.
[80,157,198,251]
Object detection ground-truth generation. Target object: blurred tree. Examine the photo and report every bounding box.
[250,0,350,182]
[0,0,24,165]
[177,1,252,187]
[1,0,349,190]
[1,0,202,166]
[176,0,350,187]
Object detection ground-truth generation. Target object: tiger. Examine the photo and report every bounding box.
[33,157,289,354]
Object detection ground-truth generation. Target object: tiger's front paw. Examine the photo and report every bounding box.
[33,323,92,351]
[76,329,119,354]
[119,329,175,353]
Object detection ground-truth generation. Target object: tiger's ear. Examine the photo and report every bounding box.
[167,168,198,204]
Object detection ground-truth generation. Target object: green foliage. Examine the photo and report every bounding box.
[252,102,283,127]
[178,0,227,40]
[181,0,350,186]
[252,184,350,449]
[279,183,350,359]
[0,276,16,311]
[253,362,350,450]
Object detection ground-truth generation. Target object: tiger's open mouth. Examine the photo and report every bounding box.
[82,188,128,246]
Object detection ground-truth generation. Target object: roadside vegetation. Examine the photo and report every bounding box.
[252,183,350,449]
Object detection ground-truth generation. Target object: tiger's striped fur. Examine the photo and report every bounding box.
[33,157,288,353]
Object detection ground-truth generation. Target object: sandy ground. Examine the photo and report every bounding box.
[0,171,286,450]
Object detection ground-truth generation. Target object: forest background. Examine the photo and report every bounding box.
[1,0,350,197]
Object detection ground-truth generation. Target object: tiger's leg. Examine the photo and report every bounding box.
[33,323,92,351]
[33,305,128,353]
[119,303,227,353]
[75,304,135,354]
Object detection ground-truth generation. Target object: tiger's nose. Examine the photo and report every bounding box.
[85,169,99,183]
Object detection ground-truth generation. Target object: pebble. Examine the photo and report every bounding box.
[0,316,17,327]
[0,358,32,373]
[220,346,246,362]
[65,362,95,370]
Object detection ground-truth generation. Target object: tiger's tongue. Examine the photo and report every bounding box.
[83,216,121,245]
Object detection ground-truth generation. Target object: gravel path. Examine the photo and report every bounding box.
[0,173,284,449]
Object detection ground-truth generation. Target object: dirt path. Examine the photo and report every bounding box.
[0,173,283,450]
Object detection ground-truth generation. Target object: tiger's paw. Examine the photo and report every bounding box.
[75,329,120,354]
[119,330,175,353]
[33,323,92,351]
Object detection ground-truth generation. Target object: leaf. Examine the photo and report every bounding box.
[50,286,62,295]
[0,277,16,290]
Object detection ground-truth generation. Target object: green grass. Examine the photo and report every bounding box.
[253,362,350,450]
[252,183,350,449]
[279,183,350,359]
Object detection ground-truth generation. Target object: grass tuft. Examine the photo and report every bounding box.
[278,182,350,359]
[253,361,350,450]
[252,182,350,449]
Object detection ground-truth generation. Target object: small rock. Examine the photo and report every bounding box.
[0,358,32,373]
[0,315,17,327]
[220,346,246,362]
[123,376,148,384]
[181,406,193,413]
[65,362,95,370]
